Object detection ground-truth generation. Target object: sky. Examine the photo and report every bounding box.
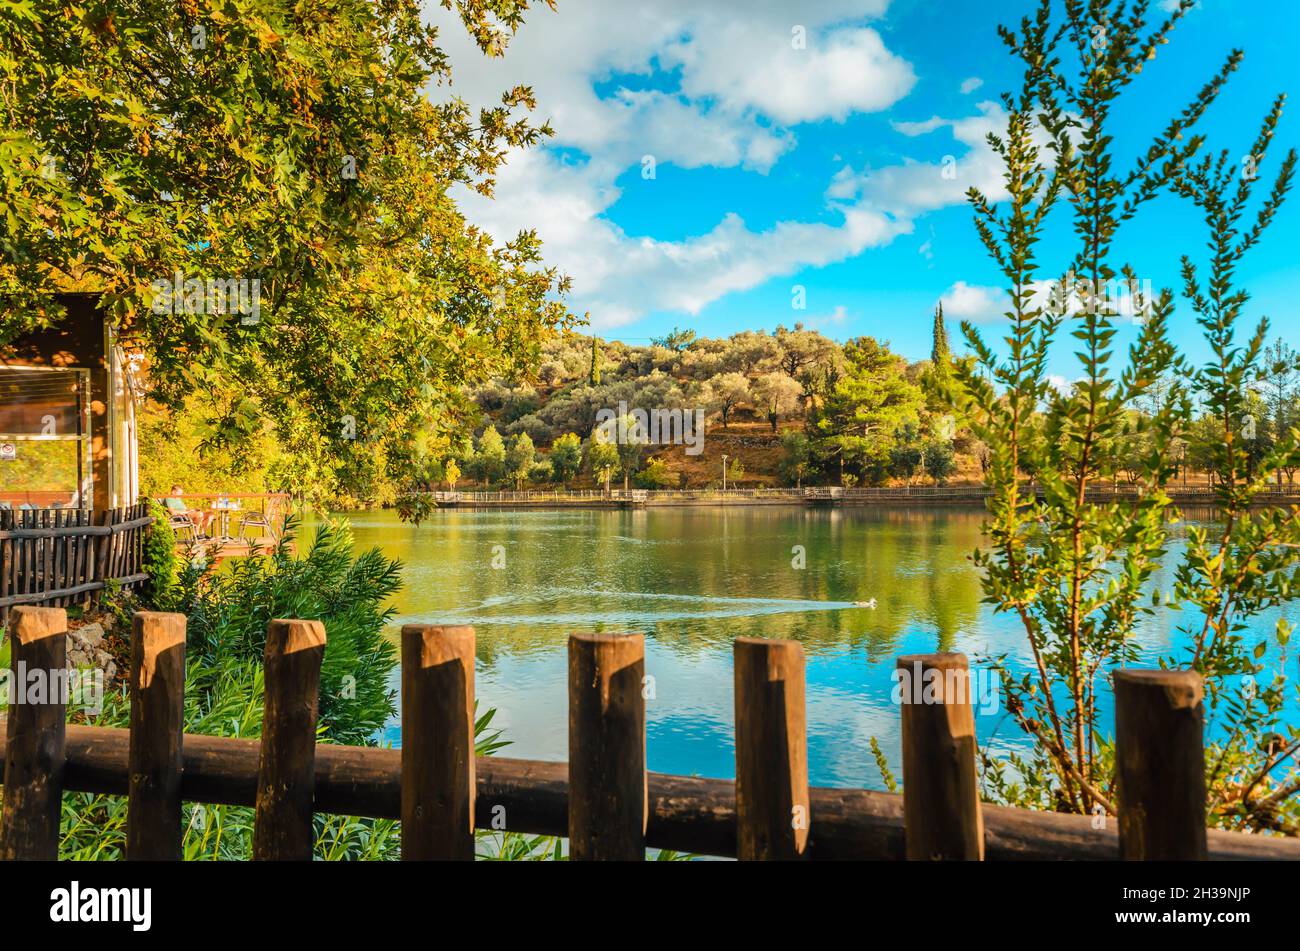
[423,0,1300,373]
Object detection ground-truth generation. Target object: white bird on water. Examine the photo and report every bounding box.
[853,598,877,609]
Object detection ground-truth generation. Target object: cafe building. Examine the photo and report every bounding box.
[0,293,140,512]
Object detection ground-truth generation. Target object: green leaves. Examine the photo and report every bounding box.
[953,0,1300,831]
[1,0,571,502]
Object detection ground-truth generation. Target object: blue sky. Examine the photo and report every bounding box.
[429,0,1300,374]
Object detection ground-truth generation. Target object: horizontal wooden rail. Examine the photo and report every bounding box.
[2,721,1296,861]
[0,515,154,541]
[0,574,148,610]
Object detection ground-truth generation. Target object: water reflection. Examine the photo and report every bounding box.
[329,506,1296,790]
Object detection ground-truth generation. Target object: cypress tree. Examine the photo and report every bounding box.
[930,304,951,368]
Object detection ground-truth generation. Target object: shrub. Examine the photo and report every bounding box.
[139,499,179,609]
[174,518,400,745]
[51,517,568,859]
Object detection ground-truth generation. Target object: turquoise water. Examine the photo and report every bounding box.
[335,506,1297,790]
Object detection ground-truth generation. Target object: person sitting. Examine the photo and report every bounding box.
[162,485,211,535]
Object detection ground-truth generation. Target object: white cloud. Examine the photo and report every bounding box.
[940,282,1005,322]
[960,76,984,94]
[424,1,1004,329]
[666,23,915,125]
[457,148,910,329]
[834,101,1012,216]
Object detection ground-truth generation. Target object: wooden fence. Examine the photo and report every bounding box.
[2,605,1298,861]
[0,504,151,624]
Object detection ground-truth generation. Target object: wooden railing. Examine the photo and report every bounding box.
[424,485,1300,506]
[0,503,151,623]
[2,605,1298,861]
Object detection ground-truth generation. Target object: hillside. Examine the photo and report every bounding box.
[453,320,985,491]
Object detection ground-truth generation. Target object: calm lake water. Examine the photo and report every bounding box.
[334,506,1297,790]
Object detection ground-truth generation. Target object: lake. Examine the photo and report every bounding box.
[335,506,1297,790]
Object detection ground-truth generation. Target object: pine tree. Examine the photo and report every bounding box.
[589,337,601,386]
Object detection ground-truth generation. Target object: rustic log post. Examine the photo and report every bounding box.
[568,632,646,860]
[734,637,809,860]
[401,624,476,860]
[0,606,68,860]
[1114,669,1207,860]
[897,652,984,860]
[253,618,327,860]
[127,611,187,860]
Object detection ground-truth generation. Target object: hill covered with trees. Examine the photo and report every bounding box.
[450,311,976,492]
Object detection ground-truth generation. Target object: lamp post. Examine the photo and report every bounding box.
[722,454,729,492]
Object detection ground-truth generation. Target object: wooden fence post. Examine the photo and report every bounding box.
[127,611,187,860]
[1114,669,1207,860]
[401,624,476,860]
[0,606,68,860]
[568,632,646,860]
[734,637,809,860]
[253,618,327,861]
[897,653,984,860]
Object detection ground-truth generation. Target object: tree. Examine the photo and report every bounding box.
[723,330,779,375]
[813,337,923,485]
[888,423,924,485]
[444,458,461,492]
[549,432,583,487]
[505,433,535,490]
[586,429,620,495]
[931,303,951,367]
[474,426,506,485]
[0,0,571,503]
[774,324,837,381]
[779,431,811,488]
[922,440,956,486]
[615,414,645,491]
[1259,339,1300,482]
[701,372,751,429]
[752,371,803,432]
[651,327,696,352]
[635,457,676,488]
[950,0,1300,833]
[773,323,840,411]
[589,338,602,386]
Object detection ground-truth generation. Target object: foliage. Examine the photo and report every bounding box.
[173,518,400,745]
[779,430,812,488]
[634,457,677,489]
[586,427,619,492]
[549,432,583,486]
[505,432,535,489]
[140,499,179,609]
[922,440,957,486]
[813,337,924,485]
[0,0,571,505]
[953,0,1300,832]
[50,516,569,859]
